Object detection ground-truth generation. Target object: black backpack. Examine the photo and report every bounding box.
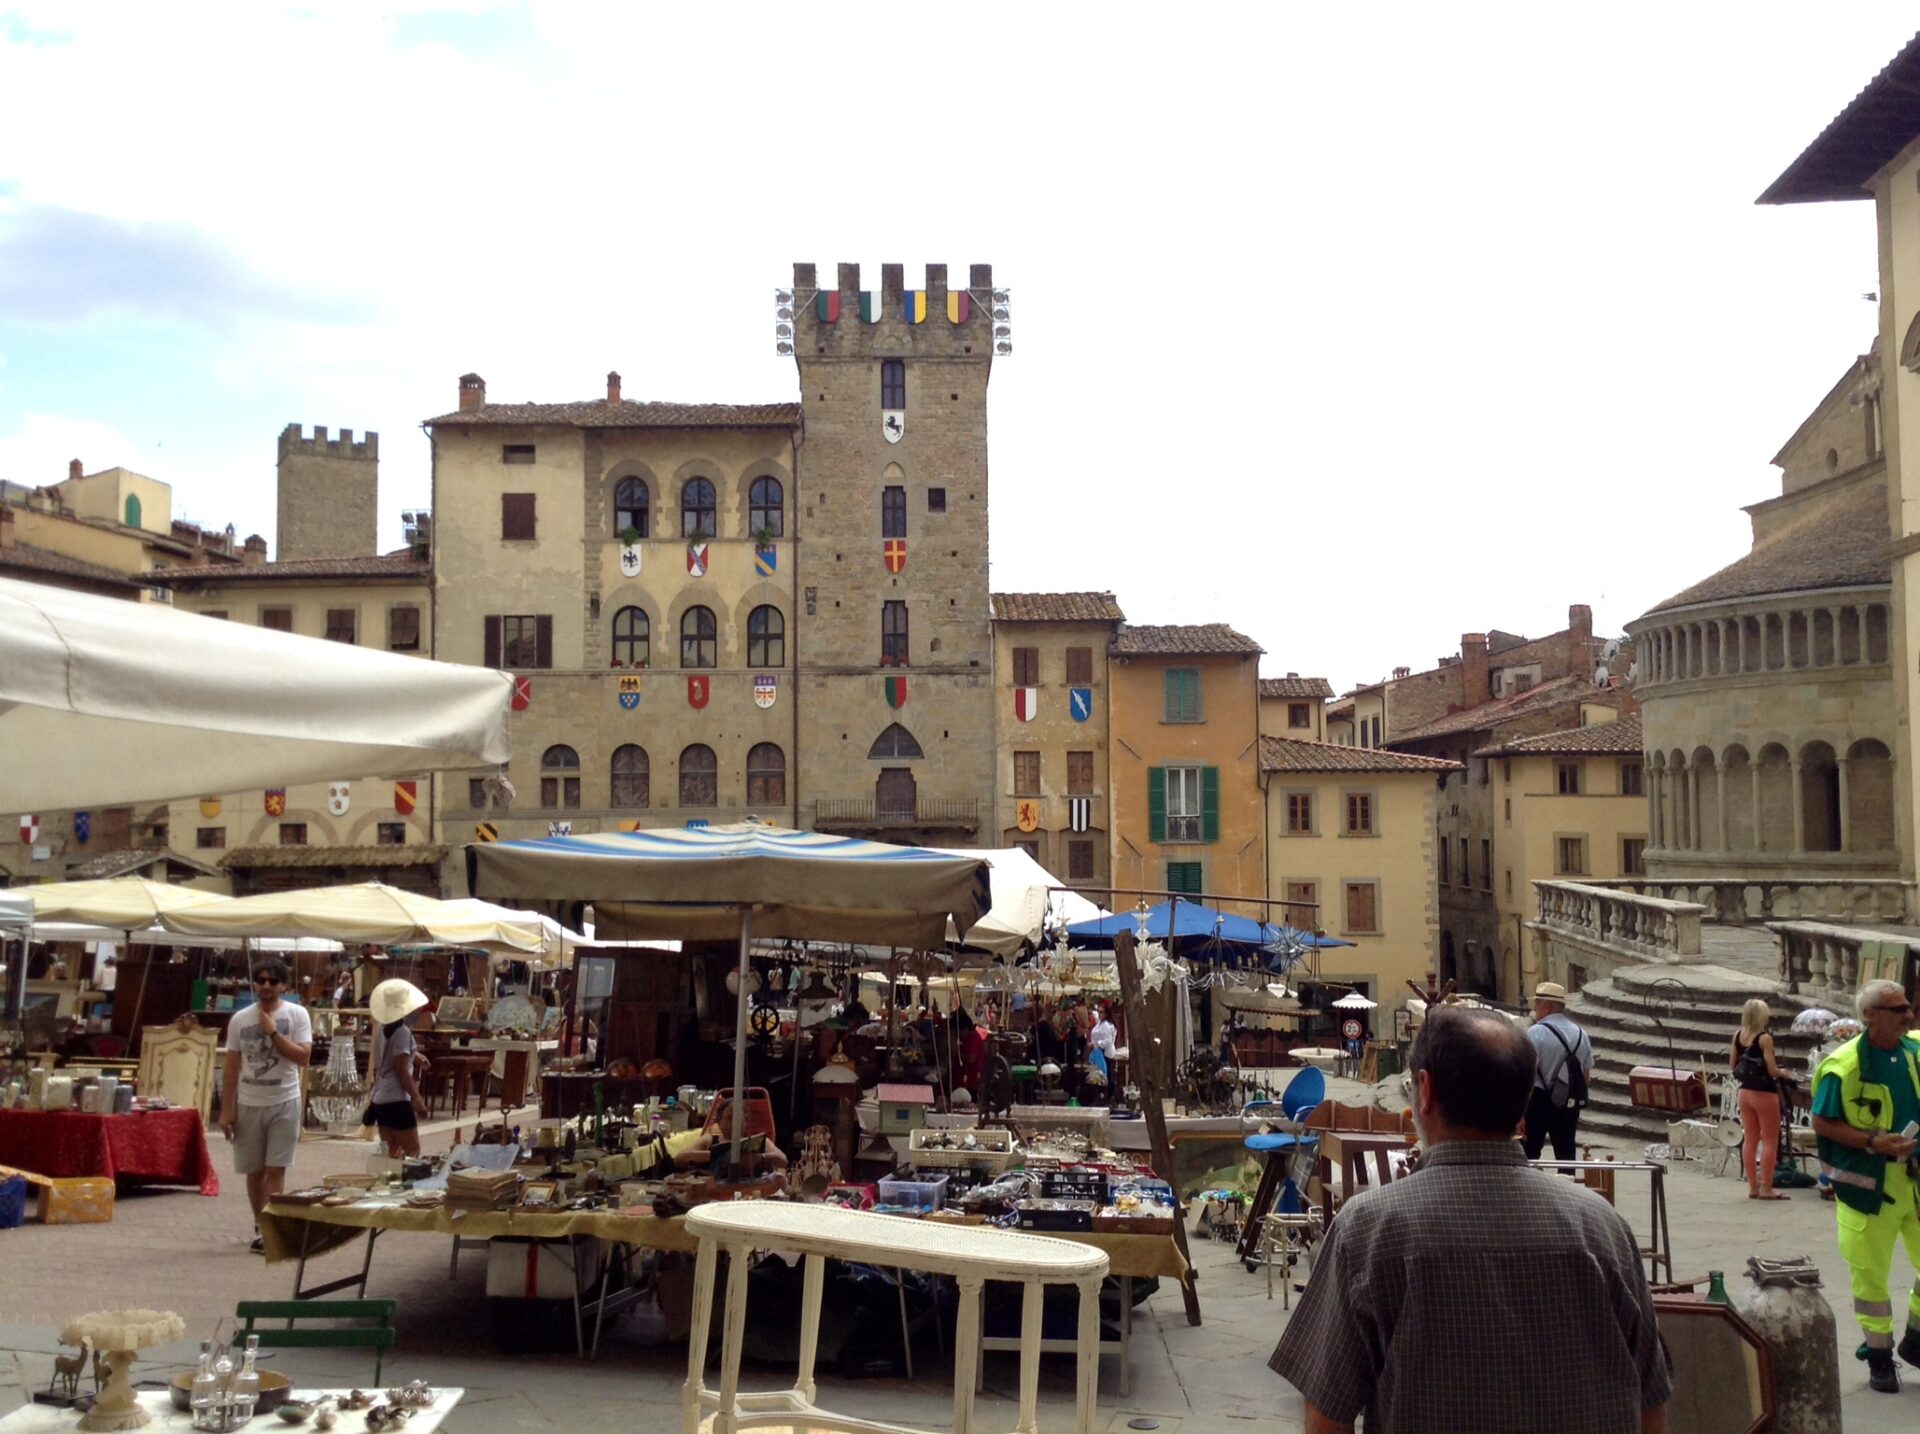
[1544,1021,1589,1109]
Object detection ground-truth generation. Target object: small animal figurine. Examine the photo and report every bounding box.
[341,1390,374,1411]
[91,1345,107,1394]
[313,1401,339,1431]
[50,1340,89,1400]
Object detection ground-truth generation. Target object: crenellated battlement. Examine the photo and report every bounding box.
[278,423,379,461]
[785,261,1006,364]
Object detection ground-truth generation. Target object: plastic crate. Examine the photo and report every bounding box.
[876,1174,948,1211]
[0,1175,25,1230]
[1041,1169,1109,1204]
[1015,1199,1095,1232]
[908,1126,1017,1173]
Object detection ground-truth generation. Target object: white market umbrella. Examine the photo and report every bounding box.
[1332,992,1378,1010]
[159,882,549,955]
[18,877,234,1031]
[0,575,513,811]
[928,846,1110,957]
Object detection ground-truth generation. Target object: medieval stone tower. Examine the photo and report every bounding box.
[788,261,1000,842]
[276,423,378,561]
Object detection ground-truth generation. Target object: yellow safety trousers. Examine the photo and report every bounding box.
[1838,1160,1920,1348]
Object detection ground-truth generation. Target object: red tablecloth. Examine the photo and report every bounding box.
[0,1108,220,1195]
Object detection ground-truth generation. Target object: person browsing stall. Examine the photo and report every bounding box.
[218,957,313,1253]
[366,980,433,1157]
[1269,1005,1669,1434]
[1811,978,1920,1393]
[1731,998,1790,1201]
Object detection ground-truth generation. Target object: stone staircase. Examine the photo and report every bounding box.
[1565,963,1828,1149]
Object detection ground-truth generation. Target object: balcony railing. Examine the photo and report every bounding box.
[1587,877,1913,927]
[1771,920,1920,1000]
[814,797,980,831]
[1533,880,1705,962]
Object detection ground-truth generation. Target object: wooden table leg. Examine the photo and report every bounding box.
[952,1275,982,1434]
[715,1240,750,1434]
[1016,1281,1043,1434]
[679,1239,718,1434]
[1074,1276,1100,1434]
[795,1252,824,1405]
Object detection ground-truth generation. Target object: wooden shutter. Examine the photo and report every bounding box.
[535,615,554,669]
[502,493,536,540]
[484,615,502,668]
[1065,646,1092,684]
[1202,766,1220,842]
[1014,646,1038,686]
[1147,767,1166,843]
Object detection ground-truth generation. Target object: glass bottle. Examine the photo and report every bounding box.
[232,1337,260,1422]
[190,1341,217,1421]
[210,1349,235,1429]
[1705,1270,1732,1306]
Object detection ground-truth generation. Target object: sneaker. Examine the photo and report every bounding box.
[249,1235,265,1254]
[1869,1350,1900,1393]
[1899,1328,1920,1367]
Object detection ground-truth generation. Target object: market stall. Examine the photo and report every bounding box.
[0,1103,219,1194]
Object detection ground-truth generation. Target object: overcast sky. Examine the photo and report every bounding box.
[0,5,1911,695]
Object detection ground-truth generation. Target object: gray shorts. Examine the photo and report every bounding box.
[233,1099,301,1174]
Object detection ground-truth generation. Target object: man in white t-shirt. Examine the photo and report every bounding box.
[219,957,313,1252]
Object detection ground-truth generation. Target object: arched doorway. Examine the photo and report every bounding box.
[1799,741,1840,853]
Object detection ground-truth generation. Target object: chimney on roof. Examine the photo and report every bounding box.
[1392,666,1410,681]
[1286,671,1297,678]
[242,534,267,565]
[1461,633,1491,705]
[1568,603,1593,673]
[606,371,621,403]
[68,458,81,483]
[458,373,486,411]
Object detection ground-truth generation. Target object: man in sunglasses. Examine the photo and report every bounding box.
[218,957,313,1253]
[1812,977,1920,1392]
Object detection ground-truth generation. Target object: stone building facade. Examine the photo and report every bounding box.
[989,591,1125,894]
[1625,355,1898,883]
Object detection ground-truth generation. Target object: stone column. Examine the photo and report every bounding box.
[1838,757,1852,852]
[1751,763,1765,852]
[1715,760,1728,855]
[1790,758,1806,855]
[1828,606,1843,667]
[1687,761,1701,850]
[1735,616,1747,673]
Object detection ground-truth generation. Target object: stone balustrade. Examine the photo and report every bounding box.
[1770,920,1920,1001]
[1586,877,1913,927]
[1534,880,1705,962]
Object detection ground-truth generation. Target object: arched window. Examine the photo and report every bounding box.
[541,745,580,810]
[749,477,784,538]
[681,478,716,538]
[747,605,785,667]
[747,743,786,805]
[612,606,650,667]
[611,744,649,808]
[679,744,717,808]
[124,494,142,528]
[614,478,649,538]
[680,606,716,668]
[868,723,924,760]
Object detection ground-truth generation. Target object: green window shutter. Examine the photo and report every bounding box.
[1147,766,1166,844]
[1168,861,1201,894]
[1202,766,1220,842]
[1185,669,1201,722]
[1162,671,1177,722]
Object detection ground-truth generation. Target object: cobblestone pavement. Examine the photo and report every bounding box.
[2,1114,1914,1432]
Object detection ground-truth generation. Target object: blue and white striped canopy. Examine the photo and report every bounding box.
[468,822,991,947]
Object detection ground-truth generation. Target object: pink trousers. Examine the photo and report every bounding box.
[1740,1087,1781,1193]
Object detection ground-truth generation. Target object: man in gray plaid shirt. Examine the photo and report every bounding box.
[1269,1006,1671,1433]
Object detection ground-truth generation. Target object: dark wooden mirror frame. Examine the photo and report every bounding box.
[1652,1295,1776,1434]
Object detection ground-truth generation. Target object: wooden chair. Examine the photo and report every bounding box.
[138,1018,219,1122]
[235,1300,397,1384]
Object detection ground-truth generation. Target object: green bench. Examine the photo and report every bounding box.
[234,1300,397,1384]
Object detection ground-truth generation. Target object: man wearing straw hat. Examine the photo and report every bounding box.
[1524,981,1592,1163]
[219,956,312,1253]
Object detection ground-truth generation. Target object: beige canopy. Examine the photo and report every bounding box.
[21,876,230,928]
[0,575,512,811]
[159,881,550,955]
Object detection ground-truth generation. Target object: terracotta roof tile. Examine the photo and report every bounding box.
[222,844,450,869]
[1259,677,1334,699]
[990,592,1126,623]
[1475,712,1643,758]
[1112,623,1264,656]
[150,553,430,585]
[1646,478,1888,614]
[425,399,800,430]
[1259,735,1461,774]
[1390,674,1626,745]
[62,847,223,880]
[1760,32,1920,204]
[0,543,145,590]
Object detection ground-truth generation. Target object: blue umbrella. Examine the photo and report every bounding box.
[1063,901,1352,967]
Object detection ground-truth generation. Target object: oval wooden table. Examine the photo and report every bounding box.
[681,1201,1110,1434]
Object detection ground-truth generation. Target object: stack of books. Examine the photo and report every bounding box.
[445,1169,521,1210]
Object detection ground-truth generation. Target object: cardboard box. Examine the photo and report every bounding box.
[0,1167,117,1225]
[485,1237,601,1299]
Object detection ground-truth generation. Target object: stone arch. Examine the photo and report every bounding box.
[1755,742,1792,851]
[868,723,923,760]
[1847,738,1895,853]
[732,456,794,538]
[1648,750,1667,848]
[1867,604,1891,663]
[673,457,725,539]
[1690,745,1720,850]
[666,588,733,667]
[605,461,659,539]
[1721,743,1754,853]
[1799,740,1840,853]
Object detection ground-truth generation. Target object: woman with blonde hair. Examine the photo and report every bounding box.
[1731,996,1789,1199]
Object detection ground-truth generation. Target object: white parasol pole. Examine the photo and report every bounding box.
[732,906,751,1156]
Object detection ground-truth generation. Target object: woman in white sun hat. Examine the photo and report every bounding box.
[366,979,433,1156]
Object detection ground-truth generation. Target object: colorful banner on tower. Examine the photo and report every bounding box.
[755,545,777,578]
[883,410,904,443]
[512,677,532,711]
[688,675,711,709]
[883,539,907,573]
[948,292,970,324]
[885,675,908,709]
[18,814,38,845]
[754,674,778,709]
[1015,800,1039,834]
[264,789,287,817]
[327,782,351,817]
[903,290,928,324]
[394,781,418,815]
[73,811,90,843]
[1069,687,1093,722]
[618,675,642,710]
[1069,797,1091,833]
[1013,688,1038,723]
[199,796,223,819]
[816,292,840,322]
[859,291,882,324]
[687,541,709,577]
